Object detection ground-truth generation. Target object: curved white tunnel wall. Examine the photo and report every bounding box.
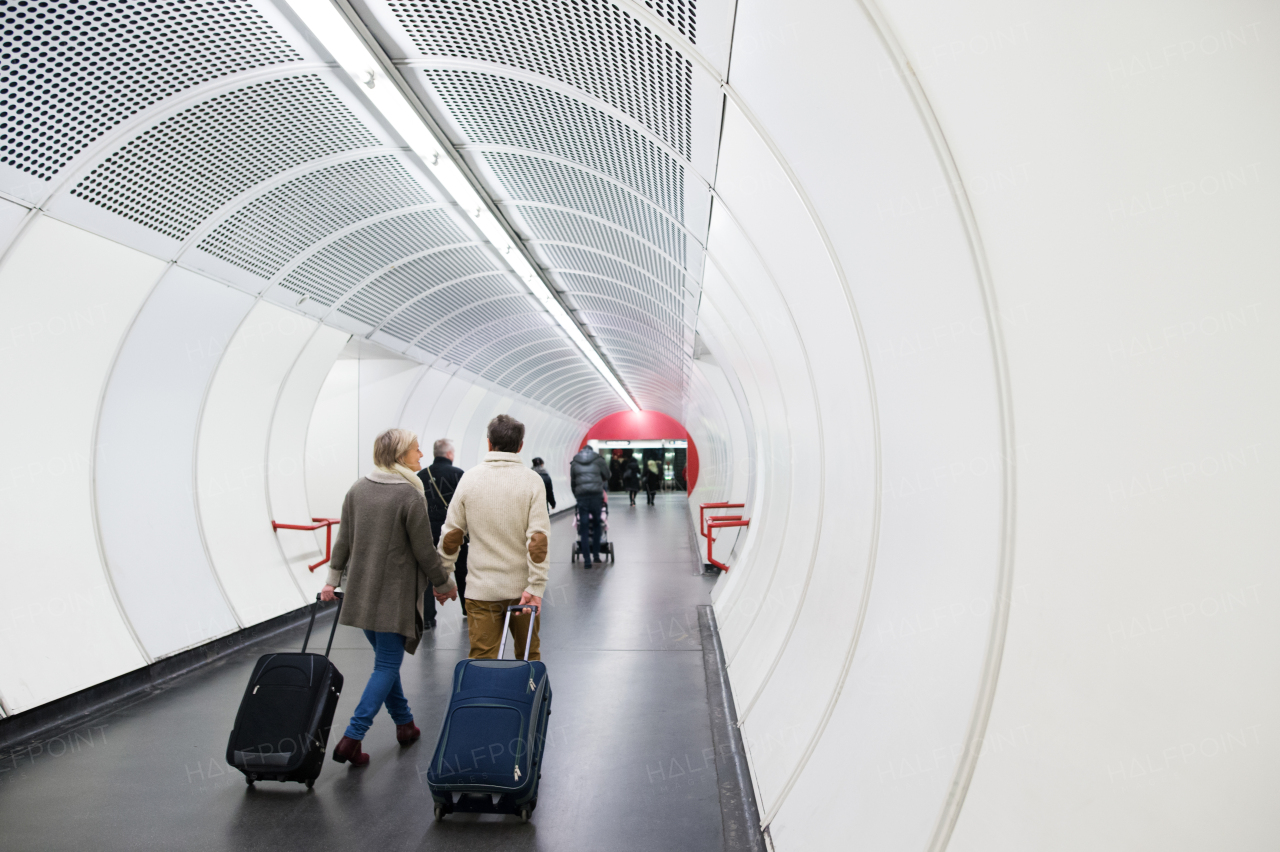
[196,301,316,625]
[269,326,352,591]
[690,0,1280,850]
[97,267,252,660]
[0,217,163,712]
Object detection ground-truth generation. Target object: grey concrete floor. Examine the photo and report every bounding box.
[0,493,723,851]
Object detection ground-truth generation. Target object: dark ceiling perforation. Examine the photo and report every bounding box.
[542,242,679,315]
[517,359,592,397]
[506,352,579,390]
[0,0,302,181]
[374,270,503,336]
[281,207,467,306]
[484,150,686,265]
[378,271,514,343]
[387,0,691,157]
[515,204,687,294]
[572,310,681,363]
[337,244,497,329]
[429,312,546,364]
[481,333,567,382]
[424,297,542,362]
[591,330,684,376]
[529,367,611,411]
[70,75,379,240]
[426,69,683,219]
[556,270,682,337]
[460,325,579,377]
[198,155,433,280]
[535,364,610,400]
[643,0,694,43]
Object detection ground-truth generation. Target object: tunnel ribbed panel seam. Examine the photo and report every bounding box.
[485,151,688,264]
[427,69,685,218]
[197,155,434,279]
[337,243,496,329]
[280,207,468,306]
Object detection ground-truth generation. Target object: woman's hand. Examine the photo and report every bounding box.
[320,584,337,602]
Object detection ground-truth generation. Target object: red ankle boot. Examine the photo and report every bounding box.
[396,723,421,745]
[332,736,369,766]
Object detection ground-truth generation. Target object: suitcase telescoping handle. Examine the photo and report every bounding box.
[301,591,344,658]
[497,604,540,661]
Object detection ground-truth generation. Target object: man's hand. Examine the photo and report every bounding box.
[434,589,457,603]
[320,584,337,602]
[518,590,542,613]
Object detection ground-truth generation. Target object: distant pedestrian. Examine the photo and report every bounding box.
[570,444,610,567]
[621,455,641,506]
[419,438,467,628]
[644,459,661,505]
[532,456,556,512]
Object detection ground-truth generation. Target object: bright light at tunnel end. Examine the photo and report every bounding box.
[284,0,640,414]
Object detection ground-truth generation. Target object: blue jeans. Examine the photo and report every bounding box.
[344,630,412,740]
[577,493,604,563]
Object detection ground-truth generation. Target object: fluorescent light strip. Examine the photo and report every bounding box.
[284,0,640,413]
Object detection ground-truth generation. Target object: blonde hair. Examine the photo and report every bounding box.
[373,428,417,469]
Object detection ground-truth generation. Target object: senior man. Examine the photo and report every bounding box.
[438,414,550,660]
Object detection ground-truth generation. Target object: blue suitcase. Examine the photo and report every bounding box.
[426,605,551,822]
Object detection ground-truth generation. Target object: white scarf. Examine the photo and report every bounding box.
[368,463,425,495]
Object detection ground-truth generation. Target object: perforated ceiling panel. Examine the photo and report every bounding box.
[71,75,380,240]
[435,311,547,367]
[0,0,302,182]
[515,204,687,295]
[386,0,691,157]
[644,0,695,43]
[541,243,681,316]
[340,249,501,332]
[198,154,434,280]
[484,151,687,265]
[426,69,683,219]
[280,207,468,306]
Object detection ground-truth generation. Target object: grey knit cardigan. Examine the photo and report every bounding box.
[325,476,455,654]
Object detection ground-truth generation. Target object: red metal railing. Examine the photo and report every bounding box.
[706,517,750,572]
[699,502,745,538]
[272,518,340,572]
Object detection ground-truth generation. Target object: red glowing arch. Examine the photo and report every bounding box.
[580,410,698,493]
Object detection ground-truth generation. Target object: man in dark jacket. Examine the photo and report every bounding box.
[570,444,610,568]
[531,457,556,511]
[418,438,468,627]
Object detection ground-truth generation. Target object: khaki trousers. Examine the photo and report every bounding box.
[466,598,541,661]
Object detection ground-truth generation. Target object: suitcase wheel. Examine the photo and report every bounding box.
[305,779,314,789]
[434,804,447,822]
[519,807,531,823]
[245,775,255,786]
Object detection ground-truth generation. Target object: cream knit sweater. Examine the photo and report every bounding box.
[439,451,551,600]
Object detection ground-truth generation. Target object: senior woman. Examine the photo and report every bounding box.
[321,428,456,767]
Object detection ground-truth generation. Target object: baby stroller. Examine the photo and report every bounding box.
[572,492,615,563]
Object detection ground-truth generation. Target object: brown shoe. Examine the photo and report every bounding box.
[396,723,421,745]
[332,735,369,766]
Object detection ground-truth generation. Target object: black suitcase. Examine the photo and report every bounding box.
[226,592,345,788]
[426,605,552,822]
